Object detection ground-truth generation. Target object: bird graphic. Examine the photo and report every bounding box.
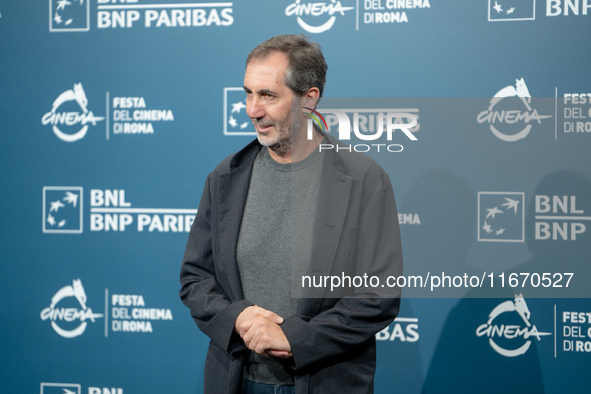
[58,220,67,228]
[231,101,246,114]
[63,191,79,207]
[50,200,65,212]
[493,1,503,13]
[502,197,519,214]
[486,206,503,219]
[56,0,71,11]
[496,228,505,235]
[507,7,515,14]
[240,122,249,129]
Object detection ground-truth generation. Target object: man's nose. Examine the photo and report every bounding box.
[247,97,265,119]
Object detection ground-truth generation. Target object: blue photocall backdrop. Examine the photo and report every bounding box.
[1,1,590,393]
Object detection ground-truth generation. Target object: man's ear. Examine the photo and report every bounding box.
[302,87,320,109]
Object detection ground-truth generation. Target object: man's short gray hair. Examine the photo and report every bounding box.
[246,34,328,97]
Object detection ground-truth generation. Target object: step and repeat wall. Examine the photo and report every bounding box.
[1,1,590,393]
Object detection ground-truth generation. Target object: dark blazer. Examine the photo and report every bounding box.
[180,135,403,393]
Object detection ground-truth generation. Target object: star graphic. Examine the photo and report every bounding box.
[63,191,79,207]
[231,101,246,114]
[502,197,519,214]
[228,116,238,128]
[494,1,503,13]
[47,214,56,226]
[58,220,66,228]
[482,221,492,234]
[496,228,505,235]
[56,0,71,11]
[486,206,503,219]
[240,122,249,129]
[50,200,65,212]
[54,13,63,24]
[65,19,73,26]
[507,7,515,14]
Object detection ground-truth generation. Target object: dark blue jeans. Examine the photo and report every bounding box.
[241,379,295,394]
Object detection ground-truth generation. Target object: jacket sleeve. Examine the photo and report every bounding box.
[281,172,403,370]
[179,173,253,354]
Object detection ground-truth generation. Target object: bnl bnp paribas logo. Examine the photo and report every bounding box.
[43,187,197,234]
[41,382,123,394]
[50,0,90,32]
[224,88,255,135]
[43,187,84,234]
[478,191,588,242]
[40,279,103,338]
[478,192,525,242]
[41,83,104,142]
[488,0,536,21]
[50,0,233,31]
[477,78,552,142]
[476,295,551,357]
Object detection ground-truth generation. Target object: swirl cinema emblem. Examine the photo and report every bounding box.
[40,279,103,338]
[476,295,551,357]
[477,78,551,142]
[41,83,104,142]
[285,0,354,33]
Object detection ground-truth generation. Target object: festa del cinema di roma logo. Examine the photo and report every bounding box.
[477,78,552,142]
[42,83,104,142]
[285,0,354,33]
[40,279,103,338]
[476,294,551,357]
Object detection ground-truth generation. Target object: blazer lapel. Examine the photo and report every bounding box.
[299,147,353,314]
[216,144,260,301]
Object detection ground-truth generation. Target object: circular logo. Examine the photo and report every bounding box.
[41,83,104,142]
[40,279,103,338]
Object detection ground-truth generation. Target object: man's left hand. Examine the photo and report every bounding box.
[240,316,292,358]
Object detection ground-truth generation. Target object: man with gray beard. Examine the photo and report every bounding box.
[180,34,402,394]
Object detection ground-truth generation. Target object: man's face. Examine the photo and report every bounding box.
[243,51,297,155]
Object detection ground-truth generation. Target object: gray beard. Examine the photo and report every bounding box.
[261,117,301,158]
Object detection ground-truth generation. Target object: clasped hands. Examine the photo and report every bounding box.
[234,305,292,358]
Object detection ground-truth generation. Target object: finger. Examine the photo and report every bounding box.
[239,318,256,338]
[249,328,264,354]
[267,350,292,358]
[242,322,256,344]
[259,309,283,324]
[242,316,267,344]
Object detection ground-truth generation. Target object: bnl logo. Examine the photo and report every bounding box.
[43,187,83,234]
[488,0,536,21]
[535,195,588,240]
[224,88,255,135]
[49,0,90,32]
[41,383,123,394]
[478,192,525,242]
[41,383,80,394]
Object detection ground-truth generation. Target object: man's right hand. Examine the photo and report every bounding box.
[234,305,284,337]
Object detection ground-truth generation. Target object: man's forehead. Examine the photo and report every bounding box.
[244,51,289,89]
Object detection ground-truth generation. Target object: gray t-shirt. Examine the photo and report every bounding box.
[237,145,324,385]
